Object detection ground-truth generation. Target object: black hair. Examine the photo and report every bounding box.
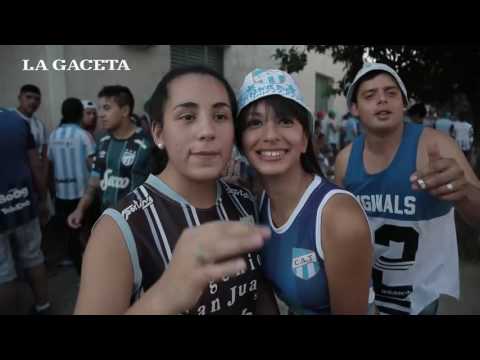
[407,103,427,118]
[61,97,84,124]
[131,113,141,125]
[98,85,134,116]
[351,70,407,106]
[20,84,41,96]
[147,65,237,127]
[236,95,323,177]
[146,65,238,164]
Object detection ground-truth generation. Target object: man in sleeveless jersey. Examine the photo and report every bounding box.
[335,63,480,315]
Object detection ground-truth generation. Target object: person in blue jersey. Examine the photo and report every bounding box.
[47,98,96,274]
[74,66,277,315]
[335,63,480,315]
[0,110,50,314]
[236,69,373,315]
[14,85,50,227]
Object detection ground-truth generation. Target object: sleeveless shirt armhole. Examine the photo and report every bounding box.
[315,189,372,261]
[101,208,143,297]
[343,138,358,186]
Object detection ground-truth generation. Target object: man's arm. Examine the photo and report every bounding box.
[414,128,480,228]
[334,143,353,187]
[76,176,100,214]
[73,136,102,218]
[28,148,46,200]
[67,176,100,229]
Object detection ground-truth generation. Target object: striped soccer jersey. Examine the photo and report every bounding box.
[48,123,96,200]
[91,128,153,210]
[104,175,262,315]
[343,122,459,315]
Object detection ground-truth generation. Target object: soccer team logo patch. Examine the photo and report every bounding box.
[292,248,320,280]
[121,149,136,167]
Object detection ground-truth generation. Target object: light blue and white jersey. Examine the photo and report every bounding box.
[13,109,48,157]
[435,118,454,137]
[344,122,459,315]
[48,123,95,200]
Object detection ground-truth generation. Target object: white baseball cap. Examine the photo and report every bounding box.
[81,100,96,110]
[346,63,408,110]
[237,68,314,133]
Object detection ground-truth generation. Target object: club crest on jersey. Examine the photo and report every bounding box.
[292,248,320,280]
[121,149,136,167]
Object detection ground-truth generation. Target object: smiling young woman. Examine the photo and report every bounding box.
[235,69,374,315]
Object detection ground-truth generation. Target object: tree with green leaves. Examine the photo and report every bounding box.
[274,45,480,170]
[274,45,480,259]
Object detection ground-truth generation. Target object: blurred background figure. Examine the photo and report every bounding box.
[81,100,98,141]
[407,103,427,125]
[453,111,474,162]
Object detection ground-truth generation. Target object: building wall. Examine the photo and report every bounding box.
[63,45,170,118]
[0,45,348,132]
[0,45,51,124]
[225,45,348,118]
[224,45,281,93]
[0,45,171,130]
[295,49,348,117]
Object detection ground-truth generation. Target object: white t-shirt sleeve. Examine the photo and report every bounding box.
[83,132,96,157]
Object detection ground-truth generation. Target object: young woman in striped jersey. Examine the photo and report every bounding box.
[74,66,278,315]
[235,69,374,314]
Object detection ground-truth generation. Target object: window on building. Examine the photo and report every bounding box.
[170,45,224,74]
[315,73,334,114]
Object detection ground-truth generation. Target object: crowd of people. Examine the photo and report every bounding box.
[1,62,479,315]
[312,96,475,182]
